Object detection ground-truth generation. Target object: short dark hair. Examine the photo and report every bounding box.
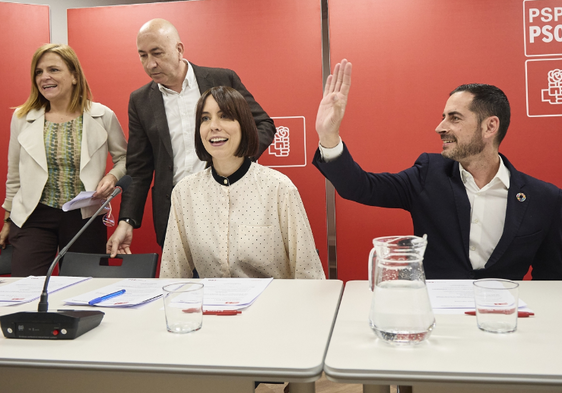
[195,86,259,162]
[450,84,511,146]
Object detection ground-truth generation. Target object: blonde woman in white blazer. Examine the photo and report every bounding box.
[0,44,127,276]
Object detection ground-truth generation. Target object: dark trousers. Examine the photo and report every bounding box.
[9,203,107,277]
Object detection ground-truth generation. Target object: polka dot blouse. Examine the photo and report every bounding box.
[160,162,325,279]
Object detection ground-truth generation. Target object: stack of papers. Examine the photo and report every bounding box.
[201,277,273,311]
[62,191,107,212]
[0,276,90,307]
[426,280,530,314]
[64,278,175,307]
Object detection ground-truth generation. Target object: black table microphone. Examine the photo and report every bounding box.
[0,175,132,339]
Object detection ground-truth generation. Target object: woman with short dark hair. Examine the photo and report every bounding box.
[160,86,325,279]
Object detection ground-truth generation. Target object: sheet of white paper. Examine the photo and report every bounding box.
[0,276,91,306]
[198,278,273,311]
[426,280,529,314]
[62,191,107,212]
[64,278,176,307]
[427,280,477,309]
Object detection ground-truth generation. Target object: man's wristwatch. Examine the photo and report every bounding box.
[120,218,135,227]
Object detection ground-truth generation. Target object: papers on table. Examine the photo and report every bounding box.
[427,280,530,314]
[0,276,90,307]
[64,278,175,307]
[201,277,273,311]
[0,276,274,311]
[64,277,272,311]
[62,191,108,212]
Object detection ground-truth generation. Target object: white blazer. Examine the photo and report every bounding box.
[2,102,127,227]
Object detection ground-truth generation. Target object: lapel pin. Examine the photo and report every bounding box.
[516,193,526,202]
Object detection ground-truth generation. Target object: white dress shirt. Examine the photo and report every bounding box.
[460,157,510,270]
[159,60,206,185]
[319,141,510,270]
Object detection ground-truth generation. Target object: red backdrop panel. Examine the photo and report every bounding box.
[329,0,562,282]
[0,3,50,213]
[68,0,326,274]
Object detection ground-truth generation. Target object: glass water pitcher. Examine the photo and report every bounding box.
[368,235,435,345]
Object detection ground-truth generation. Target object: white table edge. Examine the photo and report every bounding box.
[323,365,562,387]
[0,357,326,381]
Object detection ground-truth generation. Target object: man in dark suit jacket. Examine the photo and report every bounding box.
[107,19,275,256]
[313,59,562,279]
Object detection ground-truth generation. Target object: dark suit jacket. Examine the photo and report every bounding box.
[313,144,562,280]
[120,63,276,246]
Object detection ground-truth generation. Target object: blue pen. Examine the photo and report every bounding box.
[88,289,126,305]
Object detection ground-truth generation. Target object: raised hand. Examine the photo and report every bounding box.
[315,59,352,148]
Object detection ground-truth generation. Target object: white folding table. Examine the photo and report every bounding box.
[0,278,343,393]
[324,280,562,393]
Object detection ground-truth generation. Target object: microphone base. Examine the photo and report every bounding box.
[0,310,104,340]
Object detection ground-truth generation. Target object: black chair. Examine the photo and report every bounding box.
[0,245,12,276]
[59,252,158,278]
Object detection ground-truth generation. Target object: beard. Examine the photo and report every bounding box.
[441,127,485,162]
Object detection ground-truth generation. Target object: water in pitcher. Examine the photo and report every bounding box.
[369,279,435,345]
